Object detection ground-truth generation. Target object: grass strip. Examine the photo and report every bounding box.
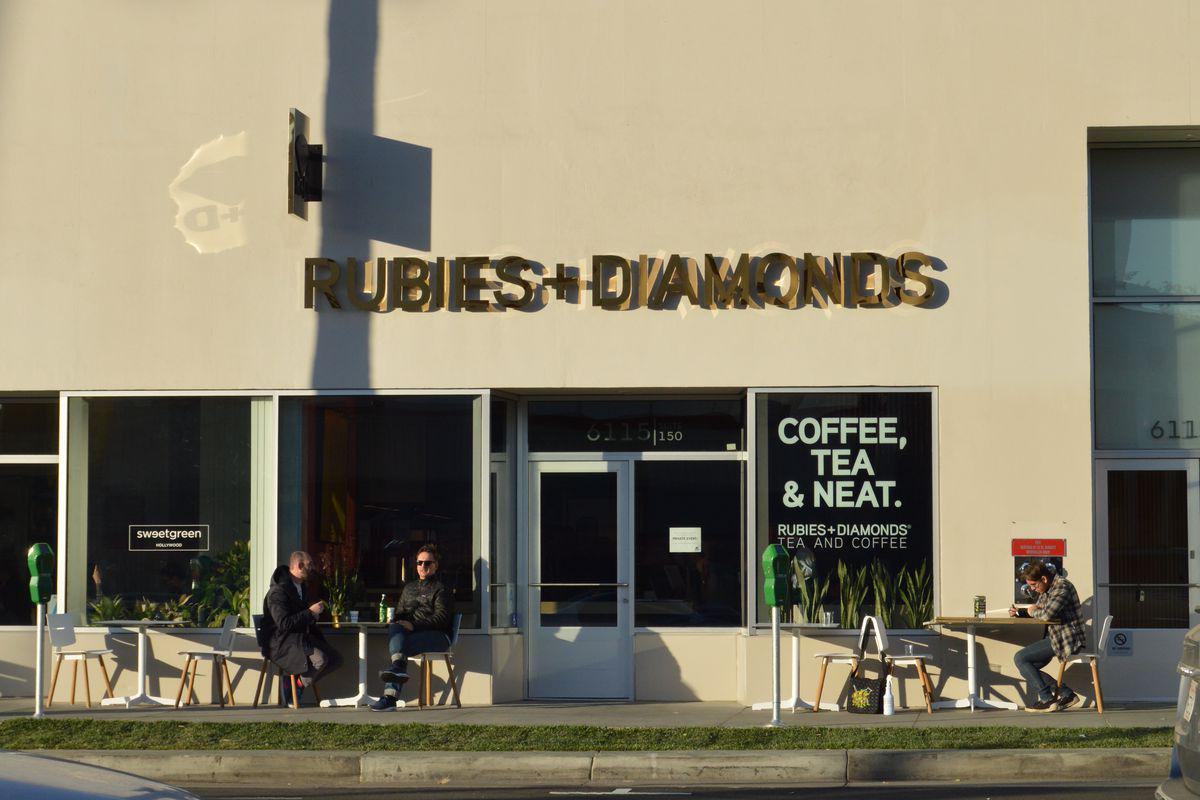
[0,720,1172,752]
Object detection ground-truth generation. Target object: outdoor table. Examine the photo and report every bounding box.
[97,619,185,708]
[751,622,841,713]
[315,620,400,709]
[925,615,1053,712]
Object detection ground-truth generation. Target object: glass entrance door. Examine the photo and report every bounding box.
[527,461,631,699]
[1096,459,1200,699]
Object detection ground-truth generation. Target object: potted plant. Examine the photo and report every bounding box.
[320,543,359,626]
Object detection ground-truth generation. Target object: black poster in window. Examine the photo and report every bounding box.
[758,392,934,602]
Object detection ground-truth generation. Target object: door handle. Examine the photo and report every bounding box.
[529,582,629,588]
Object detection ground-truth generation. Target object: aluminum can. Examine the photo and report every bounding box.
[973,595,986,617]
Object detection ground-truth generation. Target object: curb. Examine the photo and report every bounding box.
[38,748,1171,786]
[591,750,847,784]
[846,747,1170,782]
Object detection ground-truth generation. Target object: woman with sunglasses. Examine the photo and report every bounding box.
[370,544,452,711]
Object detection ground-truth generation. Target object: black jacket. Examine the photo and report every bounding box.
[262,564,328,675]
[395,576,451,633]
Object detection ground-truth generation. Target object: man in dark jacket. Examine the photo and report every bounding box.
[369,544,452,711]
[263,551,343,702]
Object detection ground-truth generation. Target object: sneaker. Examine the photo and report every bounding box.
[1024,698,1057,712]
[1055,693,1081,711]
[379,667,408,684]
[369,695,397,712]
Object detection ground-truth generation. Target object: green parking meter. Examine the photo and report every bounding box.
[762,543,792,608]
[761,543,792,727]
[26,542,53,719]
[27,542,53,605]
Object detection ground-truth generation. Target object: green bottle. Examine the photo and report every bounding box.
[379,593,388,623]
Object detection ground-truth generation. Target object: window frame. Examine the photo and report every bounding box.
[0,395,60,629]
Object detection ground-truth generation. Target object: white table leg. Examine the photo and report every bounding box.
[320,625,404,709]
[932,623,1017,711]
[751,629,838,713]
[103,626,177,707]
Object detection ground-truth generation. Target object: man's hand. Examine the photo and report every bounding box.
[1009,605,1018,617]
[398,620,414,632]
[309,600,325,616]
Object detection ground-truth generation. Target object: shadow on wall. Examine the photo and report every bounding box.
[312,0,432,387]
[331,133,431,251]
[635,637,694,702]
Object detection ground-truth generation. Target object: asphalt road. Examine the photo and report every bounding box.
[188,782,1160,800]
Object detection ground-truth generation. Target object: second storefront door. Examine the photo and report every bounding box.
[527,461,632,699]
[1095,458,1200,700]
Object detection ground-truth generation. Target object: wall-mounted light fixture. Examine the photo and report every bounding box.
[288,108,323,218]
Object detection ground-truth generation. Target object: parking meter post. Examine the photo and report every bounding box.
[761,544,790,728]
[769,605,782,726]
[27,543,54,720]
[33,601,44,718]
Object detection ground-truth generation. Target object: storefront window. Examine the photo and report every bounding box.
[277,396,482,628]
[754,391,935,629]
[0,465,57,625]
[1092,147,1200,450]
[67,397,254,626]
[1091,147,1200,298]
[634,461,742,627]
[0,398,58,455]
[1094,303,1200,449]
[529,399,742,453]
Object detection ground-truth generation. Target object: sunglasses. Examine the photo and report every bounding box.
[416,560,436,566]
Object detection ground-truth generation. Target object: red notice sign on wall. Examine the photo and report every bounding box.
[1012,538,1066,558]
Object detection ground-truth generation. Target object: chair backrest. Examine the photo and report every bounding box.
[252,613,270,654]
[869,615,889,653]
[216,614,239,651]
[47,613,76,650]
[856,615,888,655]
[1096,614,1114,653]
[448,612,463,647]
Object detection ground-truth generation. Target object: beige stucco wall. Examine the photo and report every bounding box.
[2,0,1196,701]
[490,632,524,703]
[634,632,740,701]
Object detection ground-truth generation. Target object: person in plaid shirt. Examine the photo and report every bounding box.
[1008,560,1087,712]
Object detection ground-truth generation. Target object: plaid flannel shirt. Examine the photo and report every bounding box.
[1027,576,1086,659]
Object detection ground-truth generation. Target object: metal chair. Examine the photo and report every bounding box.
[250,613,319,709]
[1057,614,1113,713]
[878,622,937,714]
[45,613,115,709]
[409,613,463,708]
[811,615,883,712]
[174,614,239,708]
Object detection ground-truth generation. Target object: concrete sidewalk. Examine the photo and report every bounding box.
[0,696,1177,729]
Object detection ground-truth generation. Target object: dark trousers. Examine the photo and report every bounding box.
[1014,638,1074,703]
[301,637,344,686]
[383,625,450,697]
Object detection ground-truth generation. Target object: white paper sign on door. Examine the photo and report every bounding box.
[669,527,702,553]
